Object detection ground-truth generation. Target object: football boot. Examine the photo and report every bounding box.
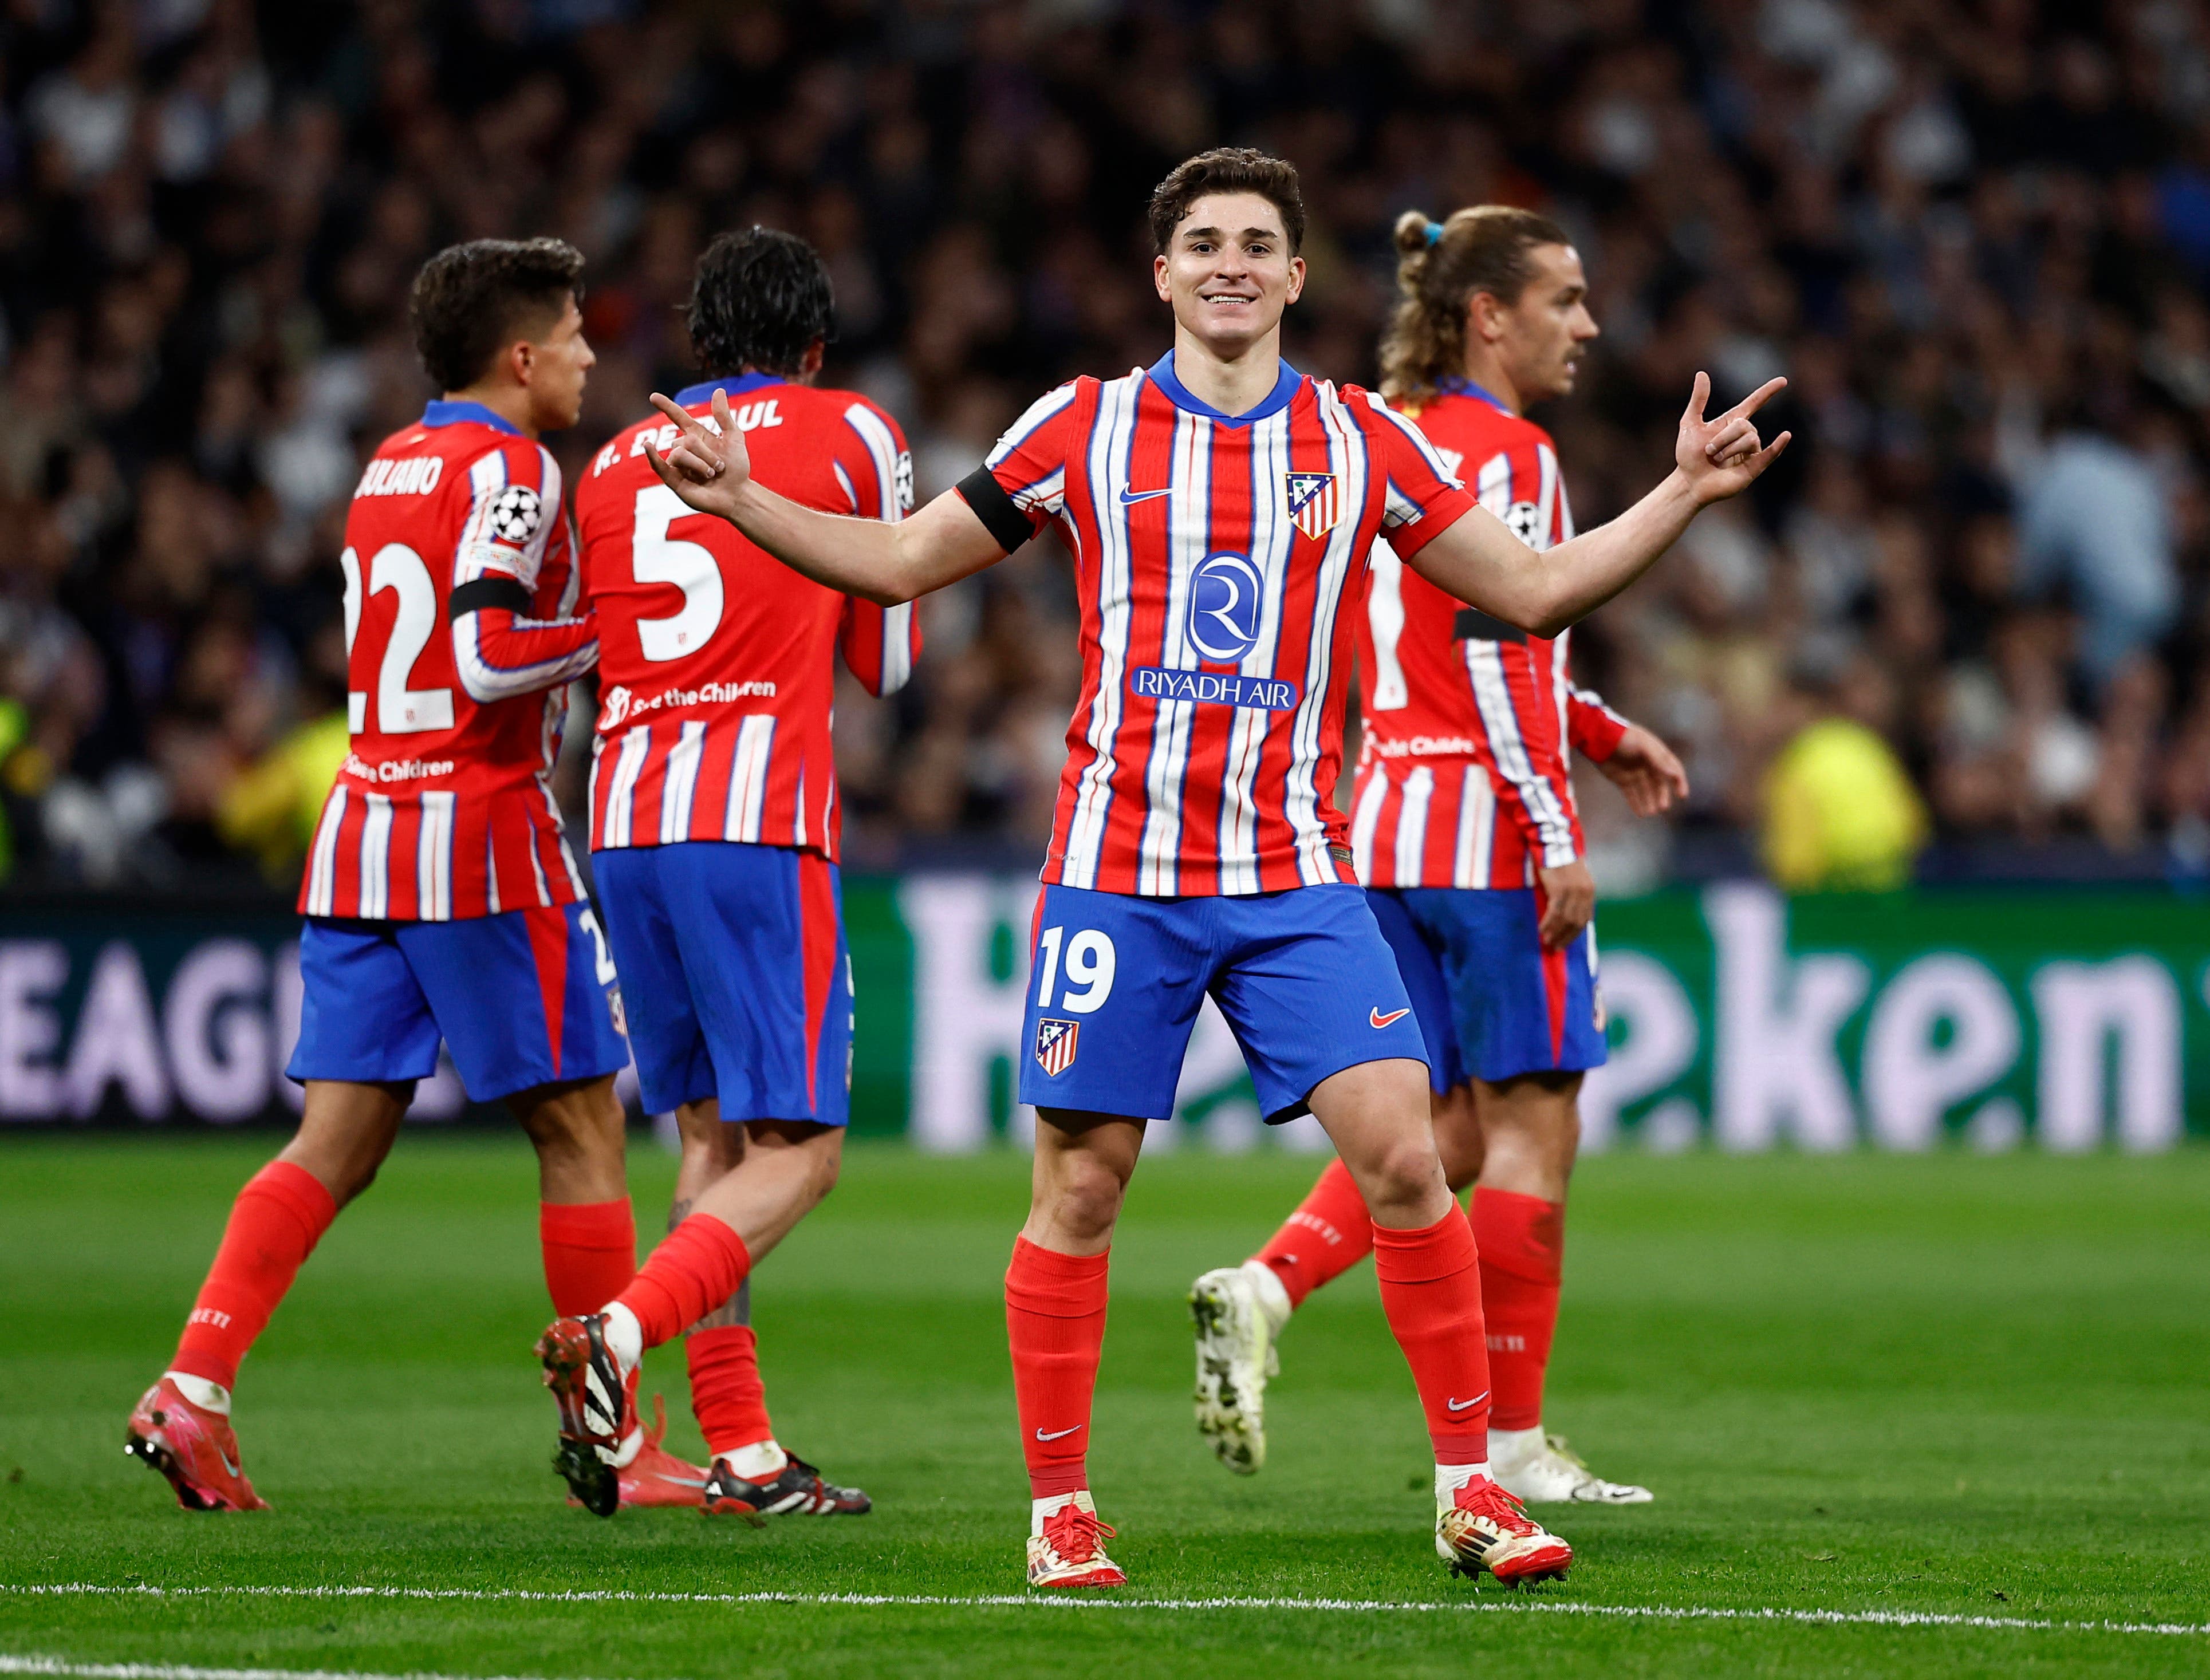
[1189,1262,1286,1474]
[124,1377,269,1512]
[1026,1490,1126,1589]
[536,1312,635,1517]
[562,1394,710,1511]
[702,1450,871,1523]
[1492,1429,1653,1505]
[1436,1475,1573,1585]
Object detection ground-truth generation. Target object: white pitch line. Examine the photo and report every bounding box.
[3,1583,2205,1640]
[0,1659,578,1680]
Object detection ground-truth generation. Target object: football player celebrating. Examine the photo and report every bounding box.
[558,227,915,1520]
[1191,206,1693,1505]
[126,239,660,1511]
[552,148,1785,1588]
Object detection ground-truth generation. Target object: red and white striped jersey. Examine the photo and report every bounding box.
[301,401,600,922]
[1350,382,1629,891]
[968,353,1474,896]
[575,374,919,859]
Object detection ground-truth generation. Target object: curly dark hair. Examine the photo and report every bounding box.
[1148,147,1306,255]
[687,227,836,378]
[408,238,585,393]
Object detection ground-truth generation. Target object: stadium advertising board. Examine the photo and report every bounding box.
[3,881,2206,1146]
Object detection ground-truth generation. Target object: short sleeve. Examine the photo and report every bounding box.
[1360,391,1475,557]
[834,399,914,523]
[456,440,562,589]
[983,382,1080,522]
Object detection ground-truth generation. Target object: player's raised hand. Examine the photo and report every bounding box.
[1595,722,1691,817]
[641,388,754,519]
[1676,372,1790,504]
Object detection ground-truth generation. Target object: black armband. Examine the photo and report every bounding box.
[448,575,533,620]
[955,466,1040,554]
[1452,606,1528,645]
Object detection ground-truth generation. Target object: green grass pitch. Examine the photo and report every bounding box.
[3,1137,2208,1678]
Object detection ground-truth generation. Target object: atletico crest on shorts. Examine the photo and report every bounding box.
[1285,471,1338,539]
[1034,1018,1080,1077]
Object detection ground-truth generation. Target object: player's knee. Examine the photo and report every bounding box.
[1364,1135,1448,1214]
[1041,1157,1124,1244]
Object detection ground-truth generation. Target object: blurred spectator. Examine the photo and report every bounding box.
[2014,424,2179,685]
[2,0,2209,892]
[1762,653,1929,893]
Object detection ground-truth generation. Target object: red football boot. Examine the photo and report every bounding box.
[564,1394,710,1510]
[125,1378,269,1512]
[1437,1476,1573,1585]
[1026,1491,1127,1588]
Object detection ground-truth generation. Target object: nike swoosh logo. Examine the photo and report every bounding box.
[1446,1392,1490,1413]
[219,1448,242,1476]
[1370,1007,1412,1029]
[1035,1426,1083,1441]
[1118,486,1171,503]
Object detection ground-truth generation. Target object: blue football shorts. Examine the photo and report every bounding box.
[592,841,852,1125]
[1017,882,1427,1123]
[287,901,631,1103]
[1366,885,1608,1091]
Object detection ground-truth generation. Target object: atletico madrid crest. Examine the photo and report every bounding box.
[1034,1018,1080,1077]
[1284,471,1338,539]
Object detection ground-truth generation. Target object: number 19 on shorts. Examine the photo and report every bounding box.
[1034,925,1116,1014]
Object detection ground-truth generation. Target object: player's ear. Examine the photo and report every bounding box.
[1285,254,1306,306]
[1152,252,1173,303]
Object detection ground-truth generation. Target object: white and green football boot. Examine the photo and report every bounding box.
[1188,1260,1291,1474]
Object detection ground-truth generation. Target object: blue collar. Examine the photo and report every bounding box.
[674,372,786,407]
[1433,376,1515,416]
[1145,351,1303,427]
[421,399,522,435]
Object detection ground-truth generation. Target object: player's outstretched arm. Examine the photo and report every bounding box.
[1408,373,1790,638]
[640,388,1006,605]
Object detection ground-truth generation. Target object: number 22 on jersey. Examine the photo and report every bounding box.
[341,543,455,735]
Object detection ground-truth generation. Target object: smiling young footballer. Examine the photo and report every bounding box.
[545,148,1787,1590]
[1192,206,1698,1505]
[557,227,914,1520]
[126,239,655,1511]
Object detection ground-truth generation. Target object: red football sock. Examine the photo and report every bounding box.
[1372,1205,1491,1463]
[1473,1187,1565,1433]
[539,1197,636,1318]
[171,1160,339,1391]
[614,1215,753,1349]
[687,1325,773,1458]
[1005,1237,1109,1498]
[1252,1157,1376,1308]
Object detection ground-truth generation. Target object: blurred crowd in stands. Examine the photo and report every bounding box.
[5,0,2210,893]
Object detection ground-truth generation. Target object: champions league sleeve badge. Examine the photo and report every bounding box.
[487,483,544,544]
[1285,471,1338,539]
[1034,1018,1080,1077]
